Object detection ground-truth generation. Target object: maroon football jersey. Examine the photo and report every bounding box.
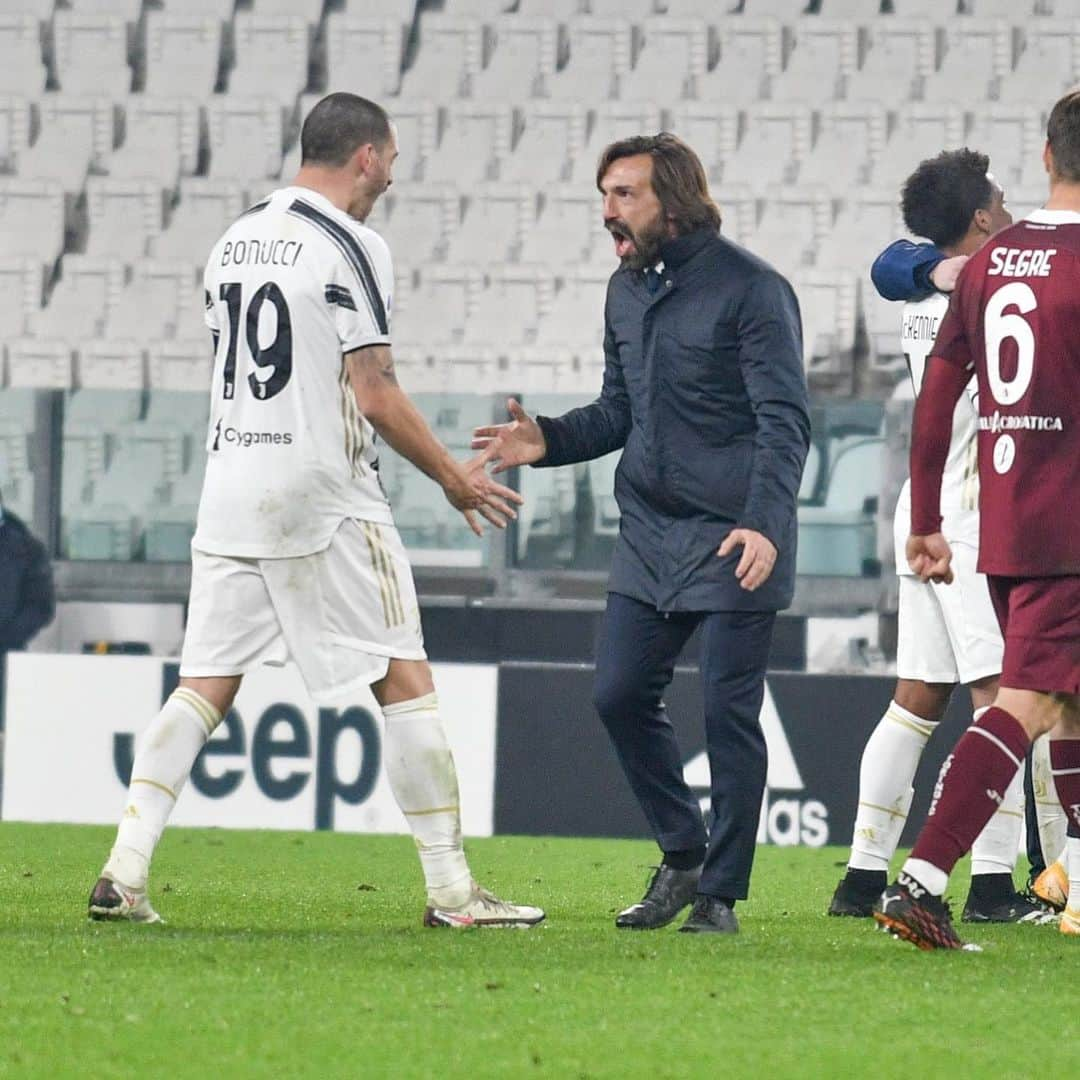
[929,209,1080,576]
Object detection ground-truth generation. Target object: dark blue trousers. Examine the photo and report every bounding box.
[593,592,776,900]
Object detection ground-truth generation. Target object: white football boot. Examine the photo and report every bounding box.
[88,875,163,924]
[423,881,545,929]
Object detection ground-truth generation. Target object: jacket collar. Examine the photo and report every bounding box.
[658,228,715,270]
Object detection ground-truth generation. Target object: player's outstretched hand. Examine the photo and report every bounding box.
[906,532,954,584]
[443,453,524,537]
[929,255,969,293]
[718,528,777,592]
[471,398,547,475]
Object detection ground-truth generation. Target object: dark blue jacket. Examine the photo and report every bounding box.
[0,510,54,652]
[870,239,944,301]
[535,228,810,613]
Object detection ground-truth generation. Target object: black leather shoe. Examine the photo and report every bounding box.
[615,864,701,929]
[678,895,739,934]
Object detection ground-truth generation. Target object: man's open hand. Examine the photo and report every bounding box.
[442,454,523,537]
[718,529,777,592]
[471,398,547,475]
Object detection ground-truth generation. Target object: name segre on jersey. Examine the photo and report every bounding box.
[195,186,395,558]
[893,291,980,575]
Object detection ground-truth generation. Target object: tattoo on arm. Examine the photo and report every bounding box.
[349,345,399,390]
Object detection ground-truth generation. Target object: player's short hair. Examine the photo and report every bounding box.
[596,133,722,234]
[300,93,392,168]
[1046,89,1080,182]
[900,148,993,248]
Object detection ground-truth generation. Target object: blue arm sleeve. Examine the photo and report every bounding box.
[870,239,946,302]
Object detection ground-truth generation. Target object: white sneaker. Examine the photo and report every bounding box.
[88,876,162,924]
[423,881,545,929]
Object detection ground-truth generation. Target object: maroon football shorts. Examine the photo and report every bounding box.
[987,575,1080,694]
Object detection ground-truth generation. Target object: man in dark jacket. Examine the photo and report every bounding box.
[0,500,55,706]
[474,134,810,934]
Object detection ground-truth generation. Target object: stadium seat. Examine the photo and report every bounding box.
[534,266,608,348]
[743,186,831,277]
[63,0,143,17]
[814,0,887,13]
[107,260,197,343]
[0,180,63,267]
[7,339,73,388]
[546,17,633,102]
[845,20,935,108]
[143,14,224,98]
[519,184,602,265]
[393,264,481,347]
[0,95,31,172]
[339,0,418,21]
[0,15,46,96]
[862,276,909,372]
[465,265,553,345]
[967,106,1042,188]
[148,341,215,394]
[508,347,578,393]
[620,18,708,102]
[889,0,961,12]
[696,19,783,106]
[871,105,967,193]
[251,0,325,23]
[399,16,484,100]
[85,179,163,261]
[799,104,887,194]
[441,0,518,17]
[573,101,663,183]
[425,103,513,186]
[20,96,115,194]
[725,105,812,188]
[997,21,1080,105]
[106,97,200,190]
[740,0,813,13]
[922,19,1011,105]
[367,98,436,184]
[152,0,235,15]
[206,98,283,189]
[324,15,407,99]
[797,438,883,576]
[31,257,126,343]
[0,259,41,338]
[150,178,246,268]
[445,183,534,263]
[76,340,143,390]
[668,104,740,182]
[53,13,131,96]
[228,15,310,109]
[713,185,758,247]
[816,188,902,271]
[516,0,583,18]
[791,270,858,375]
[501,102,586,185]
[379,184,461,265]
[771,20,857,105]
[472,17,558,102]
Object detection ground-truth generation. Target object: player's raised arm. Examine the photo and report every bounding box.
[345,344,522,536]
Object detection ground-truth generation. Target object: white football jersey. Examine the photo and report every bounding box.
[893,291,980,574]
[194,186,395,558]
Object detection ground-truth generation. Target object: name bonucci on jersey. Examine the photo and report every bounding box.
[893,291,980,575]
[193,186,396,559]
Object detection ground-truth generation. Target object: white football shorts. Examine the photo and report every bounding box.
[181,519,426,703]
[895,540,1003,685]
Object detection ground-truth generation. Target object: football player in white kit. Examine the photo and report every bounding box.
[88,93,544,929]
[828,150,1051,924]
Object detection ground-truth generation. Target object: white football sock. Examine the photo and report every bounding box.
[970,764,1023,877]
[381,692,471,905]
[1031,735,1068,870]
[1067,836,1080,911]
[103,687,221,891]
[848,701,936,872]
[901,857,948,897]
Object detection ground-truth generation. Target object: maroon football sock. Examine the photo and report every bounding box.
[909,707,1030,877]
[1050,738,1080,839]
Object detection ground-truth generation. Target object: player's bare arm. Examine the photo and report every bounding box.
[346,345,522,536]
[471,398,547,474]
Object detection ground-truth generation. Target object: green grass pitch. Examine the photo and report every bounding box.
[1,824,1077,1079]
